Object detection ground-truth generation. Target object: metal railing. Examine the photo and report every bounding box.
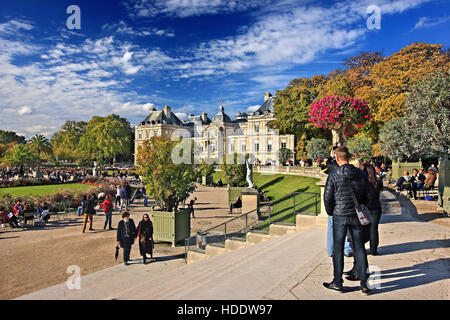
[184,191,320,263]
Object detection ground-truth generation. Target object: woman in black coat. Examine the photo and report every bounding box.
[135,214,154,264]
[363,163,383,256]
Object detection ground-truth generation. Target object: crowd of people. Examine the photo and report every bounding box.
[0,166,90,182]
[395,166,438,200]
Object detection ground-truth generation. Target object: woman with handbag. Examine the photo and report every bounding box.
[363,163,383,256]
[135,214,154,264]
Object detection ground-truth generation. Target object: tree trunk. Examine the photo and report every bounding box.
[331,123,347,147]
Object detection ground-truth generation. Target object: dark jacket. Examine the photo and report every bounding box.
[83,199,96,215]
[367,179,383,211]
[125,185,132,198]
[117,219,136,247]
[136,219,154,256]
[324,164,370,217]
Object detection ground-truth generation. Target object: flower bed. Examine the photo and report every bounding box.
[0,177,83,188]
[0,180,117,214]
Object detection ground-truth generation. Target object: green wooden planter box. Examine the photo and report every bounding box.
[392,161,422,180]
[150,208,190,247]
[228,187,243,207]
[438,157,450,213]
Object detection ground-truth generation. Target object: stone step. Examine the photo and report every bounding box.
[205,243,226,257]
[225,237,247,251]
[115,225,326,300]
[296,214,317,230]
[187,248,206,264]
[269,223,297,237]
[246,231,271,244]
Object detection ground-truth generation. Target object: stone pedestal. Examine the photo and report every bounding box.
[315,173,328,225]
[241,188,259,215]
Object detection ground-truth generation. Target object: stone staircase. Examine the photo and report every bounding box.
[187,213,325,264]
[109,223,327,300]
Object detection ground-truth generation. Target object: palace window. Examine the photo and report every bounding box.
[268,141,272,152]
[254,142,259,152]
[254,124,259,133]
[281,140,286,149]
[242,144,246,152]
[138,131,142,140]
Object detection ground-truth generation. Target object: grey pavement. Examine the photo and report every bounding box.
[15,190,449,300]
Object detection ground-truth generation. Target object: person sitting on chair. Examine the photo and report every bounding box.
[228,196,242,214]
[395,171,413,197]
[424,169,437,190]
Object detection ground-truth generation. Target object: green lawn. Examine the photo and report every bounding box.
[212,171,321,231]
[0,183,96,198]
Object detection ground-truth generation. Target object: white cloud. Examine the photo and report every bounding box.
[246,105,260,112]
[102,20,175,37]
[413,15,450,29]
[124,0,266,18]
[17,106,33,115]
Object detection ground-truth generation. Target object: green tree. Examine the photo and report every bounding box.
[136,136,197,212]
[347,136,373,158]
[403,69,450,157]
[306,138,330,161]
[78,114,132,163]
[0,130,26,145]
[379,117,416,161]
[278,148,293,165]
[220,153,247,187]
[51,120,87,160]
[0,144,39,175]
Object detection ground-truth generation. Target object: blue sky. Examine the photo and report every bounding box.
[0,0,448,139]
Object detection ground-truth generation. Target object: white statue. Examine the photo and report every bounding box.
[246,156,255,189]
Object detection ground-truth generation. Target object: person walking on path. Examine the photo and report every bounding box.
[322,147,372,295]
[103,195,114,230]
[188,197,197,218]
[119,184,128,213]
[82,195,96,233]
[135,214,154,264]
[125,183,132,208]
[115,185,121,209]
[117,211,136,265]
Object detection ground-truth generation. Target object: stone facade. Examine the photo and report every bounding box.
[134,93,295,166]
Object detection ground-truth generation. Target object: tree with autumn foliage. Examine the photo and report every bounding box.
[270,75,329,159]
[308,95,372,147]
[362,43,449,123]
[136,136,197,212]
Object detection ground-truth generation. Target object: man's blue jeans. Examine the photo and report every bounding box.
[327,216,352,256]
[332,215,369,287]
[77,206,83,216]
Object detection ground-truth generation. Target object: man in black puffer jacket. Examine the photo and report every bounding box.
[322,147,372,296]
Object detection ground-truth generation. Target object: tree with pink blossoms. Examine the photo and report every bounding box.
[308,95,373,147]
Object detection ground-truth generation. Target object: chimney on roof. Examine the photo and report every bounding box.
[264,92,272,102]
[201,112,208,122]
[163,105,171,118]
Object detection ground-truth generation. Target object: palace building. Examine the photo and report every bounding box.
[134,92,295,166]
